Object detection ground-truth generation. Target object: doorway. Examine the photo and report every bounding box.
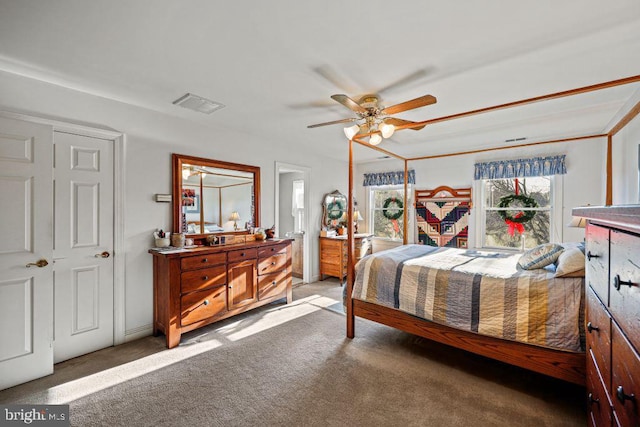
[275,162,310,285]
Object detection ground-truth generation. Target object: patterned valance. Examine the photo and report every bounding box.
[363,170,415,186]
[474,155,566,180]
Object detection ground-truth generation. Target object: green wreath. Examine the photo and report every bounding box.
[382,197,404,220]
[497,194,538,223]
[327,200,344,220]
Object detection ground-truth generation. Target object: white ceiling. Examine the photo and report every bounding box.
[0,0,639,162]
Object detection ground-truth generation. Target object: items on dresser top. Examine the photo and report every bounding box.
[150,239,292,348]
[574,205,640,427]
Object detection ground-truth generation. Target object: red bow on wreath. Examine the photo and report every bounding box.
[505,212,525,236]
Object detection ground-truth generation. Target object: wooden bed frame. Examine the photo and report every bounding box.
[342,75,640,387]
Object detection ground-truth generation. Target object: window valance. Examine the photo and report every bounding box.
[363,170,415,186]
[473,155,566,180]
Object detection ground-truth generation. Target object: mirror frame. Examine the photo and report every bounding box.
[172,153,261,239]
[321,190,348,230]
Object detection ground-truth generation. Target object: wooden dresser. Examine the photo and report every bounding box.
[150,239,292,348]
[574,206,640,427]
[319,234,372,281]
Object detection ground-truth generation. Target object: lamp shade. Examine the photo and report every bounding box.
[354,210,364,221]
[229,211,240,221]
[344,124,360,140]
[379,122,395,139]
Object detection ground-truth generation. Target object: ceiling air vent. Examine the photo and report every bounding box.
[172,93,225,114]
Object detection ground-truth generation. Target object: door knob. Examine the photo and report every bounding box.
[26,259,49,268]
[94,251,111,258]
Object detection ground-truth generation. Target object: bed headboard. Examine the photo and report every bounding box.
[415,186,472,248]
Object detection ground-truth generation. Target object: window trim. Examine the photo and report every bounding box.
[474,175,564,251]
[366,184,413,242]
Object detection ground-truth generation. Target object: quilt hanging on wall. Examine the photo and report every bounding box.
[415,186,472,248]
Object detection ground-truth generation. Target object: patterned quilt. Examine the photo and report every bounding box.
[353,245,584,352]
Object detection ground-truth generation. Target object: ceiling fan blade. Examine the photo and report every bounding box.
[331,94,368,114]
[383,117,427,131]
[313,65,360,94]
[381,95,437,115]
[375,68,432,95]
[307,117,359,128]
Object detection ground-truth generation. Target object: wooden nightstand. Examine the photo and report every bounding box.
[319,234,372,281]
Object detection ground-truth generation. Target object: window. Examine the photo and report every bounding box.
[368,185,408,240]
[481,176,554,250]
[291,180,304,232]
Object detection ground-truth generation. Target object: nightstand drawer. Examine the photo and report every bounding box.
[181,285,227,326]
[181,252,226,271]
[181,264,227,294]
[587,287,612,389]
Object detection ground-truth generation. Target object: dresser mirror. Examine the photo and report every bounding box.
[321,190,348,229]
[172,154,260,237]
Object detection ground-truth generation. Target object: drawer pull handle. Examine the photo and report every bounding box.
[616,386,635,404]
[240,253,245,257]
[586,322,599,333]
[202,299,210,306]
[613,274,637,290]
[587,393,599,405]
[202,258,208,263]
[271,261,276,265]
[203,276,209,281]
[586,251,599,261]
[272,281,277,286]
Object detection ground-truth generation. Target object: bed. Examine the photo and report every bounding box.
[344,180,586,385]
[349,244,586,384]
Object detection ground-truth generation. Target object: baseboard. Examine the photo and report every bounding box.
[124,324,153,342]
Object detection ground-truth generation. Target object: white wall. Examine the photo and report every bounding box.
[0,70,348,341]
[355,137,607,247]
[612,114,640,205]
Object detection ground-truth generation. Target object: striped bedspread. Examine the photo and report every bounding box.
[353,245,584,352]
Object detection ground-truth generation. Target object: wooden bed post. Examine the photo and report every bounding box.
[403,159,408,245]
[346,137,355,338]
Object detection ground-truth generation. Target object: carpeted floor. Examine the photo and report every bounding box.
[0,280,585,426]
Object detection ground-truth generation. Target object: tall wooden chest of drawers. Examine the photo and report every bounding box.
[150,239,292,348]
[319,234,372,281]
[574,206,640,427]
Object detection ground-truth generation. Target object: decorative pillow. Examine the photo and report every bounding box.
[517,243,564,270]
[554,245,586,277]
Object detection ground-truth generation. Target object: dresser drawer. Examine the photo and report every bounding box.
[611,323,640,427]
[587,351,613,427]
[181,264,227,294]
[228,248,257,263]
[181,285,227,326]
[180,252,226,271]
[258,243,289,258]
[587,287,612,389]
[258,269,290,300]
[586,223,610,305]
[609,229,640,350]
[258,252,289,275]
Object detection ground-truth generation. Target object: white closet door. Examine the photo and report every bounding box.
[53,132,114,363]
[0,117,54,390]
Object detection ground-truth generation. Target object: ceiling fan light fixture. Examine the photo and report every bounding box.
[379,122,395,138]
[369,133,382,146]
[344,124,360,140]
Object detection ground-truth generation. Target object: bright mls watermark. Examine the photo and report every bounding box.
[0,405,69,426]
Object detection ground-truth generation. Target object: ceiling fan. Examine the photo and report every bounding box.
[307,93,437,145]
